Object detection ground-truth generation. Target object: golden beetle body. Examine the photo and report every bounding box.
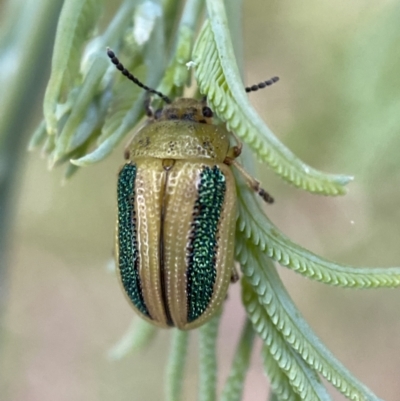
[116,99,237,330]
[108,48,276,330]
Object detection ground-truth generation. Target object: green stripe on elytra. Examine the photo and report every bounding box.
[117,164,149,317]
[187,165,226,322]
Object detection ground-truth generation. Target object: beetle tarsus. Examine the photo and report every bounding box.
[230,160,275,205]
[233,146,242,158]
[230,267,240,283]
[252,180,274,204]
[258,188,274,204]
[124,149,131,160]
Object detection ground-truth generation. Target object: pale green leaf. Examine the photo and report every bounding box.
[157,24,194,98]
[68,89,112,151]
[28,120,47,151]
[42,135,56,160]
[263,346,303,401]
[238,242,381,401]
[72,0,167,167]
[62,141,91,181]
[133,0,163,47]
[61,0,141,155]
[43,0,104,134]
[70,91,145,166]
[52,54,108,163]
[98,66,145,144]
[157,0,204,98]
[242,279,332,401]
[235,177,400,289]
[63,162,81,181]
[193,5,352,196]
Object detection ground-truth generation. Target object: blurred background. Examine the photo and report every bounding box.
[1,0,400,400]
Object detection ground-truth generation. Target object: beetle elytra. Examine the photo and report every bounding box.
[108,48,278,330]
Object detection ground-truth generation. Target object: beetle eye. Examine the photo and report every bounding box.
[202,106,213,118]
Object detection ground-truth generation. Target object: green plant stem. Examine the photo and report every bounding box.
[165,329,190,401]
[198,312,221,401]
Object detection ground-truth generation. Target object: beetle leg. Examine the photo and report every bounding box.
[230,131,243,158]
[230,265,240,283]
[124,148,131,160]
[224,133,242,161]
[224,266,239,301]
[229,160,274,204]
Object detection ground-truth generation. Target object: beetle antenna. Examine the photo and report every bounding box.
[245,76,279,93]
[107,48,172,104]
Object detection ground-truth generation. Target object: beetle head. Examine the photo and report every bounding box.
[154,98,214,124]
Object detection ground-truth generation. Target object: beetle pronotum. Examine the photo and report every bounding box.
[109,48,278,330]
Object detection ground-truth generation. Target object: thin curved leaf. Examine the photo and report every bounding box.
[237,242,382,401]
[52,55,109,162]
[28,120,47,151]
[193,4,352,196]
[263,346,303,401]
[243,279,332,401]
[235,178,400,289]
[43,0,104,134]
[70,91,146,166]
[72,0,167,167]
[157,0,204,98]
[98,65,145,143]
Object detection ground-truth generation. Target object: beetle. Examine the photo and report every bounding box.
[108,48,278,330]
